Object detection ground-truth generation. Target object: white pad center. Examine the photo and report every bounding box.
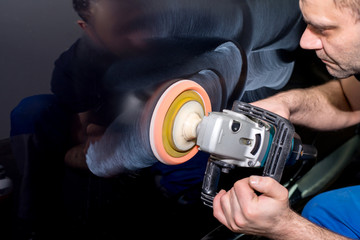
[172,101,204,151]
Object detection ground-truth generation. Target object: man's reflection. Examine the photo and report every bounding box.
[9,0,304,239]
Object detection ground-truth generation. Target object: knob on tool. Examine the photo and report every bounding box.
[149,80,212,165]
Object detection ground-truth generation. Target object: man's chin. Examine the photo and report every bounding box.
[325,65,353,79]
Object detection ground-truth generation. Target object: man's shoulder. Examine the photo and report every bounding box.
[54,38,85,67]
[52,40,82,75]
[52,36,99,80]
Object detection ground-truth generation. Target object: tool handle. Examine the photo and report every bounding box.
[201,157,235,207]
[201,160,220,207]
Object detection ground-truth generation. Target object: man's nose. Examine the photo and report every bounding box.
[300,26,323,50]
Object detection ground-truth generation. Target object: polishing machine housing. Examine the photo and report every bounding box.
[200,101,317,206]
[148,80,317,206]
[196,109,272,168]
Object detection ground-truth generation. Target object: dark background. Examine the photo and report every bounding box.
[0,0,81,139]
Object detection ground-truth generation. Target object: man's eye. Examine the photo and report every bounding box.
[309,25,327,36]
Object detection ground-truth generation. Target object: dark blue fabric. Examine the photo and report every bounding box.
[302,186,360,239]
[10,94,71,152]
[11,95,62,136]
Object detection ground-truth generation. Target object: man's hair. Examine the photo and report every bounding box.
[73,0,94,22]
[333,0,360,21]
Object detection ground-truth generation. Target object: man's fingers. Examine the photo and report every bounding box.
[248,176,288,200]
[86,123,106,137]
[213,176,291,236]
[251,101,290,120]
[213,190,231,227]
[214,181,252,232]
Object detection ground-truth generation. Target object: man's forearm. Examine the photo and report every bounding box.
[271,80,357,130]
[272,210,351,240]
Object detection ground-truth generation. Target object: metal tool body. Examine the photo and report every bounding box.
[198,101,316,206]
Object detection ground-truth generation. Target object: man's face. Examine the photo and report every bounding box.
[299,0,360,78]
[86,0,149,56]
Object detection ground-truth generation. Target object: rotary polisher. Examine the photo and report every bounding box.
[149,80,317,206]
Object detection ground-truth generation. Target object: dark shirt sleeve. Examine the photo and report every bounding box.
[51,40,82,113]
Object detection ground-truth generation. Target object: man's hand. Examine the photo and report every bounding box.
[251,96,291,120]
[84,123,106,153]
[64,144,88,169]
[65,122,106,169]
[213,176,293,238]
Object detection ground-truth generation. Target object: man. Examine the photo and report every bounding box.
[213,0,360,239]
[9,1,150,238]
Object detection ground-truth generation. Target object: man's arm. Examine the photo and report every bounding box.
[252,76,360,130]
[213,176,351,240]
[278,210,351,240]
[64,112,91,169]
[64,112,105,169]
[341,76,360,111]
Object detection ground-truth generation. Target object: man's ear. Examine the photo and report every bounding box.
[77,19,100,46]
[77,20,88,31]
